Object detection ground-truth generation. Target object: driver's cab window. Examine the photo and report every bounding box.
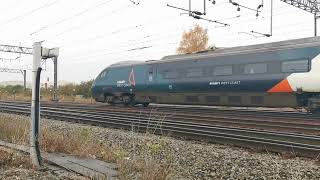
[99,70,108,79]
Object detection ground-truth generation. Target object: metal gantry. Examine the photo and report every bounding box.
[0,67,23,73]
[0,68,26,90]
[280,0,320,36]
[0,44,58,101]
[0,44,33,54]
[280,0,320,14]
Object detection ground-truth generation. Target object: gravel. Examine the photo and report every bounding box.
[0,168,87,180]
[1,112,319,179]
[43,118,320,180]
[0,147,87,180]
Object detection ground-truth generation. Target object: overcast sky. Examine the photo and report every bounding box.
[0,0,317,84]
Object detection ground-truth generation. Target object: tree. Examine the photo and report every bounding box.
[176,24,209,54]
[57,80,94,98]
[77,80,94,98]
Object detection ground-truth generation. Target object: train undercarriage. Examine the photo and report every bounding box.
[103,94,150,107]
[96,93,320,113]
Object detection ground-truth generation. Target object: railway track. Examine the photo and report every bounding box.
[0,100,320,158]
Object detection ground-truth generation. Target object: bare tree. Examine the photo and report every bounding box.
[176,24,209,54]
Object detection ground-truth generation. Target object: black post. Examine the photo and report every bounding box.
[315,13,317,37]
[53,57,58,101]
[23,70,26,91]
[31,67,42,167]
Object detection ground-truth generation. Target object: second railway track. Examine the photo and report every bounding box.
[0,100,320,158]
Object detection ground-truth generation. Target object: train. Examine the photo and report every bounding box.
[91,37,320,112]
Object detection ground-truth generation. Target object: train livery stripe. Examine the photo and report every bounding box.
[267,79,293,93]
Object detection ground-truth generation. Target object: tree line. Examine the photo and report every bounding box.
[0,80,94,99]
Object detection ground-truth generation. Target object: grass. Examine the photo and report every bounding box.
[0,113,173,179]
[0,95,95,104]
[0,148,32,169]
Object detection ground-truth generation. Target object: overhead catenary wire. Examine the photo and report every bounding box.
[64,31,181,59]
[50,1,272,47]
[62,42,178,64]
[61,31,182,59]
[0,0,60,32]
[1,0,318,83]
[40,2,137,45]
[53,15,183,48]
[59,7,303,58]
[44,2,292,48]
[54,4,290,48]
[30,0,115,36]
[53,3,134,37]
[61,17,316,63]
[60,7,312,61]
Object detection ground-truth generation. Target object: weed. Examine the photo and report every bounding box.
[0,113,173,180]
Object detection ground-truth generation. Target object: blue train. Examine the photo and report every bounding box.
[91,37,320,111]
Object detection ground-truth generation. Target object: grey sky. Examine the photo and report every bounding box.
[0,0,317,84]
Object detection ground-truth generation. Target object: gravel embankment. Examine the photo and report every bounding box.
[43,118,320,180]
[0,168,87,180]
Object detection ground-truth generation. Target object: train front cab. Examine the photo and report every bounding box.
[286,53,320,112]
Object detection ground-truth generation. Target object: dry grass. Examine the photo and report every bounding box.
[0,113,173,179]
[0,93,32,101]
[0,148,32,169]
[0,94,94,104]
[118,159,172,180]
[58,96,94,104]
[0,114,29,145]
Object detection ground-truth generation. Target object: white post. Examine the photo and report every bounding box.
[30,42,42,168]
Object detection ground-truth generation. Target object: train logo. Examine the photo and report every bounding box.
[129,68,136,87]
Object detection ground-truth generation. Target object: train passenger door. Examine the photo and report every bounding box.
[146,65,156,89]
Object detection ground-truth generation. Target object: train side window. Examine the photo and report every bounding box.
[244,63,267,74]
[186,67,203,78]
[281,59,309,73]
[214,66,232,76]
[162,70,177,79]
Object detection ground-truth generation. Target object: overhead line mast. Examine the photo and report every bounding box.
[0,44,59,101]
[0,68,27,90]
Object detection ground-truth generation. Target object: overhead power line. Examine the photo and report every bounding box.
[0,0,60,31]
[30,0,114,36]
[54,3,134,38]
[127,45,152,51]
[191,14,230,26]
[167,3,229,26]
[229,0,262,14]
[49,13,181,47]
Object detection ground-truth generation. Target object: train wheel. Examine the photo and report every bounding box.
[123,96,136,107]
[106,96,115,106]
[142,103,149,107]
[307,98,320,113]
